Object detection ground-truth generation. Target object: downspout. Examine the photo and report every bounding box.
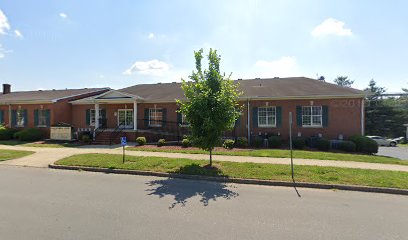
[247,98,250,145]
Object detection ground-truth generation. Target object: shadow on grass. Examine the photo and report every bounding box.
[146,163,239,209]
[0,140,28,146]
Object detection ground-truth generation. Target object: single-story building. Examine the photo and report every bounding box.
[69,77,367,144]
[0,84,109,137]
[0,77,367,144]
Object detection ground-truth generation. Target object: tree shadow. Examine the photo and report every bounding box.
[146,164,239,209]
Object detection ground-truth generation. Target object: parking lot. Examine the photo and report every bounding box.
[378,146,408,160]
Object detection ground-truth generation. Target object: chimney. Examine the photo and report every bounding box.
[2,84,11,94]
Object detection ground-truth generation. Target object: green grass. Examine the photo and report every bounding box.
[127,147,408,165]
[0,149,34,161]
[400,143,408,147]
[0,140,80,148]
[56,153,408,189]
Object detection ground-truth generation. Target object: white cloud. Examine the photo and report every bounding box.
[14,29,23,39]
[249,56,299,78]
[123,59,171,76]
[0,44,5,58]
[0,9,11,35]
[59,12,68,19]
[148,33,155,39]
[311,18,352,37]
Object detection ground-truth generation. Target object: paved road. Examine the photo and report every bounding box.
[378,146,408,160]
[2,144,408,172]
[0,165,407,240]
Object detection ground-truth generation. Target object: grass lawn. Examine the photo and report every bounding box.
[400,143,408,147]
[0,149,34,161]
[0,140,80,148]
[127,147,408,166]
[56,153,408,190]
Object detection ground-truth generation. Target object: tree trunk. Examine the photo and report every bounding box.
[209,149,212,166]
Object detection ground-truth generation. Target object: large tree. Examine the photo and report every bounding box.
[364,79,386,101]
[334,76,354,87]
[178,49,242,166]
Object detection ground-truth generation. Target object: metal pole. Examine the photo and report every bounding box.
[123,145,125,164]
[289,112,294,180]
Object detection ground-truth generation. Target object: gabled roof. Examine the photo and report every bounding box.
[0,88,109,104]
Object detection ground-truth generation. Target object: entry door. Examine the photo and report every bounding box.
[118,109,134,129]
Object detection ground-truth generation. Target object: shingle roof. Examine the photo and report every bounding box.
[0,88,109,104]
[117,77,366,102]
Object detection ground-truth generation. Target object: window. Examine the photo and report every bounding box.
[302,106,322,127]
[149,108,163,127]
[16,109,25,127]
[180,114,190,127]
[89,109,103,126]
[258,106,276,127]
[37,109,47,127]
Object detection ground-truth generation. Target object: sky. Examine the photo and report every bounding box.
[0,0,407,92]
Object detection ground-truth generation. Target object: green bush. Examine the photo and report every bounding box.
[268,136,282,148]
[181,138,191,148]
[235,137,248,148]
[316,139,330,151]
[13,128,44,141]
[292,137,306,149]
[253,137,264,148]
[223,139,235,149]
[157,138,166,147]
[0,128,18,140]
[349,135,378,154]
[81,134,91,143]
[136,137,147,146]
[339,141,356,152]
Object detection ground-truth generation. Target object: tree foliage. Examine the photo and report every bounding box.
[364,79,386,101]
[334,76,354,87]
[177,49,242,165]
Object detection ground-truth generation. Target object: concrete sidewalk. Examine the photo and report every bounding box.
[1,144,408,172]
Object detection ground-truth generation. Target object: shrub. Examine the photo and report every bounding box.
[316,138,330,151]
[253,137,264,148]
[292,137,306,149]
[339,141,356,152]
[349,135,378,154]
[235,137,248,148]
[157,138,166,147]
[181,138,191,148]
[223,139,235,149]
[136,137,147,146]
[268,136,282,148]
[13,128,44,141]
[81,134,91,143]
[0,128,18,140]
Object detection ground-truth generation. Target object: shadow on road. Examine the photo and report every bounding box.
[146,177,239,209]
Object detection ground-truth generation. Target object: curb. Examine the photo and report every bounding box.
[48,164,408,196]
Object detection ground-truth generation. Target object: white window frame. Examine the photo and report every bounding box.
[149,108,163,127]
[180,114,190,127]
[257,106,276,128]
[89,109,103,127]
[302,106,323,127]
[16,109,25,127]
[37,109,47,127]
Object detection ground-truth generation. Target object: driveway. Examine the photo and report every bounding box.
[378,146,408,160]
[1,165,408,240]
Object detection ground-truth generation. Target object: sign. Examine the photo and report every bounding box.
[50,127,72,140]
[120,137,127,146]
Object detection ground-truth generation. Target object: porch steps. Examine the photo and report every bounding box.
[92,131,121,145]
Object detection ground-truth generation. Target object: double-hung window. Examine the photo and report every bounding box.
[302,106,322,127]
[16,109,25,127]
[149,108,163,127]
[37,109,47,127]
[89,109,103,126]
[258,106,276,127]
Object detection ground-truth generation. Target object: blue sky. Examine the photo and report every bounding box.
[0,0,407,92]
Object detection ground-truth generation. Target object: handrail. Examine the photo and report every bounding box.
[91,118,108,143]
[109,121,126,145]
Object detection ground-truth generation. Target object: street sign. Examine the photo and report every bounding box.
[120,137,127,146]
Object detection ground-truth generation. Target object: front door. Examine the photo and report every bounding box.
[118,109,134,129]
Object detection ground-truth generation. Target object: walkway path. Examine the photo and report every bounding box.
[1,144,408,172]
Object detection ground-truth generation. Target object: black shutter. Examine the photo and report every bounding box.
[144,109,149,127]
[296,106,302,127]
[177,111,182,125]
[276,106,282,127]
[34,109,39,126]
[252,107,258,128]
[11,110,17,127]
[162,109,167,127]
[0,110,4,124]
[86,109,90,126]
[322,105,329,127]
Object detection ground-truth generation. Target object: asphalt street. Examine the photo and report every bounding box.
[0,165,407,240]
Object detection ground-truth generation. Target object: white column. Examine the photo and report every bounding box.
[95,103,100,129]
[133,100,137,130]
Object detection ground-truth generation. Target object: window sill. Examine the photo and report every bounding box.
[36,125,48,128]
[258,125,277,128]
[301,125,323,128]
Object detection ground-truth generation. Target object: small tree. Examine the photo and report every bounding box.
[334,76,354,87]
[178,49,242,166]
